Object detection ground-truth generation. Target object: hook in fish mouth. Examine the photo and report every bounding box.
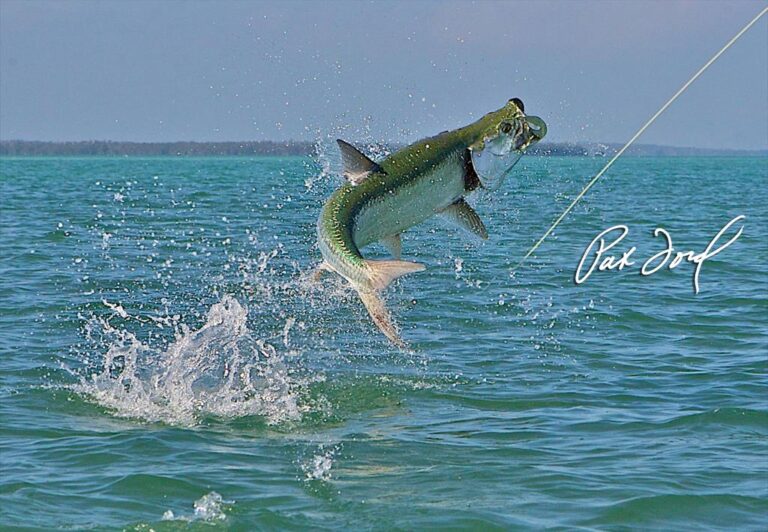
[526,115,547,141]
[512,115,547,151]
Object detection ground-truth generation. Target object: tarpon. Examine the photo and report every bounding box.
[316,98,546,346]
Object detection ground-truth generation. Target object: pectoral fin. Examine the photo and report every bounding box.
[337,139,383,185]
[380,234,402,259]
[439,198,489,240]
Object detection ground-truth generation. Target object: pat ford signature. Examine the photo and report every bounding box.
[575,215,745,293]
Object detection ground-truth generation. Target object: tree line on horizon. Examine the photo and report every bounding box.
[0,140,315,156]
[0,139,763,157]
[0,139,594,157]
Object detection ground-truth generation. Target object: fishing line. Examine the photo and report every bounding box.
[509,6,768,275]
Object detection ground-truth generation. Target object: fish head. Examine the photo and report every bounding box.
[469,98,547,190]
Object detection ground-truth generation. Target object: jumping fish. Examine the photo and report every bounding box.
[316,98,546,346]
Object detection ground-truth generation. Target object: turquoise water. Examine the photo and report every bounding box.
[1,155,766,530]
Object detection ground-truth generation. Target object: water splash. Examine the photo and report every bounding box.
[73,295,304,426]
[302,444,339,482]
[192,492,229,521]
[162,491,231,522]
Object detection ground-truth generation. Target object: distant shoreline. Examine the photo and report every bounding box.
[0,140,765,157]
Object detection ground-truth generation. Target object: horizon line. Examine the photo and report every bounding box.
[1,138,766,153]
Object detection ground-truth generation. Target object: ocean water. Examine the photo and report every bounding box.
[0,155,766,530]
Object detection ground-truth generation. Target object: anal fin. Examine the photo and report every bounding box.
[380,234,402,259]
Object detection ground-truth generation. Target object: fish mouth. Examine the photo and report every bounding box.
[482,114,547,155]
[469,112,547,190]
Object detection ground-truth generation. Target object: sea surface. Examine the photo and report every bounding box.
[1,155,766,530]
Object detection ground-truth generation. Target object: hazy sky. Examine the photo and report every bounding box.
[1,0,766,149]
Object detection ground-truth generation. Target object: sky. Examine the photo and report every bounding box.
[1,0,766,149]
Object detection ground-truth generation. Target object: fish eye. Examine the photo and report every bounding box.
[509,98,524,112]
[500,121,513,134]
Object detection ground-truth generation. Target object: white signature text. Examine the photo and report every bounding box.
[574,215,745,293]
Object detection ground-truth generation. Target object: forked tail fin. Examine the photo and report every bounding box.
[357,259,425,347]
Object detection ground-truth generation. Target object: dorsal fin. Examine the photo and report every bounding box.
[337,139,383,185]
